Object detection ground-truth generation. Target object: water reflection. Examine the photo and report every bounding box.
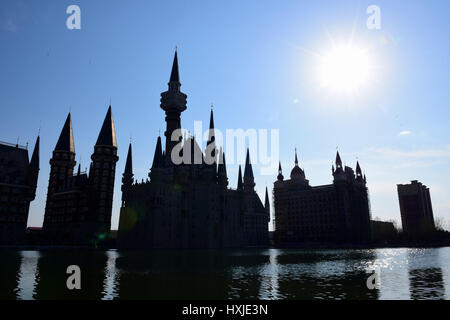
[0,248,449,300]
[17,251,40,299]
[407,249,446,300]
[0,251,21,299]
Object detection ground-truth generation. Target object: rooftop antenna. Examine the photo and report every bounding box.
[16,136,19,147]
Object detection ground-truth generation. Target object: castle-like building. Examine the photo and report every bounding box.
[42,107,118,245]
[274,150,371,245]
[0,137,39,245]
[118,51,270,249]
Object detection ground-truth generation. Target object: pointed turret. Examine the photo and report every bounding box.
[96,106,117,147]
[90,106,119,231]
[55,113,75,153]
[122,143,134,206]
[28,135,40,189]
[243,148,255,191]
[335,151,343,170]
[237,165,243,190]
[170,49,180,83]
[217,147,228,187]
[207,107,215,144]
[125,143,133,174]
[265,186,271,220]
[151,136,163,169]
[29,135,40,170]
[277,161,284,181]
[333,151,346,183]
[356,161,363,180]
[77,164,81,176]
[290,148,306,180]
[206,107,217,162]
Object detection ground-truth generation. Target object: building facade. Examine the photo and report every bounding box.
[397,180,435,236]
[42,107,118,246]
[118,51,270,249]
[274,151,371,245]
[0,138,39,245]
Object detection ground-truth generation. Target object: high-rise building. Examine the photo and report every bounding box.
[0,137,39,245]
[118,51,270,249]
[274,150,371,245]
[397,180,435,236]
[42,107,118,245]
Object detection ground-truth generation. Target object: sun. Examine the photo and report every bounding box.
[318,45,372,94]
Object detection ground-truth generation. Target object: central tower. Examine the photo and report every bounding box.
[160,50,187,162]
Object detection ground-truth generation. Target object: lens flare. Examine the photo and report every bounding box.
[319,45,372,94]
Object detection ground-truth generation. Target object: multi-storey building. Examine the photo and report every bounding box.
[397,180,435,236]
[274,151,371,245]
[0,138,39,245]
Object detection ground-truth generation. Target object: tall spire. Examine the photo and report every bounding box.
[170,49,180,83]
[152,136,163,169]
[161,49,187,159]
[335,151,343,169]
[244,148,255,190]
[277,161,284,181]
[122,142,134,201]
[207,107,215,144]
[265,187,270,209]
[244,149,254,180]
[55,113,75,153]
[125,143,133,174]
[28,135,40,188]
[206,107,217,162]
[96,106,117,147]
[295,148,299,166]
[356,161,362,175]
[237,165,243,190]
[30,135,40,169]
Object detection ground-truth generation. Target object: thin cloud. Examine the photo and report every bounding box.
[364,146,450,160]
[398,130,412,136]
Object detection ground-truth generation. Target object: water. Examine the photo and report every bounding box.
[1,248,449,300]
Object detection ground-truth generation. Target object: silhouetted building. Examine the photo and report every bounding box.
[42,107,118,245]
[274,151,371,245]
[0,137,39,245]
[371,220,397,243]
[397,180,435,236]
[118,51,269,248]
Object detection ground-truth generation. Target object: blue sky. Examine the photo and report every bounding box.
[1,0,450,230]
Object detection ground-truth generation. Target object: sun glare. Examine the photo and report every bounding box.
[319,45,372,94]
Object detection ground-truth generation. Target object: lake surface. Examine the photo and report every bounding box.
[1,248,449,300]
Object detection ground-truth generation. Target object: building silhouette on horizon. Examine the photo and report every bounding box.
[0,137,39,245]
[42,107,118,245]
[118,51,270,249]
[273,150,372,245]
[397,180,435,237]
